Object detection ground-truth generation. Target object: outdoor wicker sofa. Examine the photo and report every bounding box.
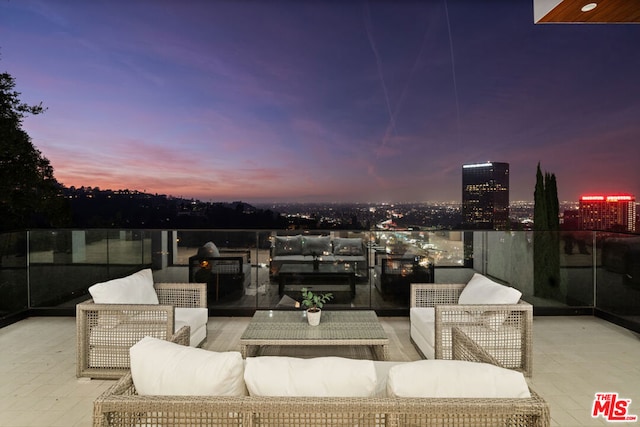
[77,280,207,379]
[410,277,533,377]
[92,327,550,427]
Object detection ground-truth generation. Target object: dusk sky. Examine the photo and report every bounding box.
[2,1,639,204]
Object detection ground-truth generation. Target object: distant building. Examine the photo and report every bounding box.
[579,194,636,232]
[462,162,510,230]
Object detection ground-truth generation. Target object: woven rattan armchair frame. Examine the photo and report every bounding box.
[411,283,533,377]
[77,282,207,380]
[93,326,549,427]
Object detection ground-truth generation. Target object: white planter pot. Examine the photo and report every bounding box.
[307,308,321,326]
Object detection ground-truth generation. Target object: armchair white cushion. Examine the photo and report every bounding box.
[88,269,158,304]
[458,273,522,305]
[410,276,533,377]
[77,270,208,379]
[175,307,208,347]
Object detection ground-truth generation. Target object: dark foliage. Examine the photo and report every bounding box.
[0,72,70,231]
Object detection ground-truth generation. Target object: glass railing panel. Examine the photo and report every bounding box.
[484,230,534,299]
[481,230,596,308]
[560,231,595,307]
[368,230,435,308]
[104,230,149,265]
[595,231,640,323]
[6,227,640,331]
[28,229,150,308]
[0,231,28,319]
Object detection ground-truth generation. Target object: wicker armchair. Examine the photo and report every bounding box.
[76,282,207,379]
[410,283,533,377]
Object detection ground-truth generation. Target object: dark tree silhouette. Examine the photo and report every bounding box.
[533,163,561,299]
[0,71,70,231]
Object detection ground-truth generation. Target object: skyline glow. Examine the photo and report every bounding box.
[2,1,639,203]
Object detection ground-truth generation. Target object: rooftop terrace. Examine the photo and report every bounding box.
[0,315,639,426]
[1,228,639,426]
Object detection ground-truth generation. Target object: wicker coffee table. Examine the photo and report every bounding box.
[240,310,389,360]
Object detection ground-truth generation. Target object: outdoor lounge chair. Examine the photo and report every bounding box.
[76,269,207,379]
[410,276,533,377]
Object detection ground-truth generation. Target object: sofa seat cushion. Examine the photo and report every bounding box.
[130,336,246,396]
[244,356,377,397]
[271,254,310,263]
[175,307,208,347]
[387,359,530,398]
[88,269,159,305]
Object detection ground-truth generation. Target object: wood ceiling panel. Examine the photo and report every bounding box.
[539,0,640,22]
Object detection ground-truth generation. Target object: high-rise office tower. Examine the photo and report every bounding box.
[579,194,636,232]
[462,162,510,230]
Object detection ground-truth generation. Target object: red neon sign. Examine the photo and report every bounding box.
[606,195,633,202]
[580,194,634,202]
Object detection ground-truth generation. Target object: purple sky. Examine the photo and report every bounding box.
[2,1,639,203]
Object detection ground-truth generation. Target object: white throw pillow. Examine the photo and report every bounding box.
[130,336,246,396]
[244,356,377,397]
[458,273,522,305]
[458,274,522,329]
[387,359,530,398]
[88,269,159,304]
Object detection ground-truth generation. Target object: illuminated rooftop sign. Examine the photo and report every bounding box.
[580,195,634,202]
[463,162,493,169]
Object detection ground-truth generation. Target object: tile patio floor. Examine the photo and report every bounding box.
[0,315,639,426]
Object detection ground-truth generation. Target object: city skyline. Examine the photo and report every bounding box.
[2,1,639,204]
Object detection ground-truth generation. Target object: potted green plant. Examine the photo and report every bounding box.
[300,287,333,326]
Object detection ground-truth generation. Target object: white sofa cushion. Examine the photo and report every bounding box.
[244,356,377,397]
[387,359,530,398]
[372,361,405,397]
[130,336,246,396]
[88,269,159,305]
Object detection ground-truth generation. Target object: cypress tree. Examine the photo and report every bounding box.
[533,163,561,298]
